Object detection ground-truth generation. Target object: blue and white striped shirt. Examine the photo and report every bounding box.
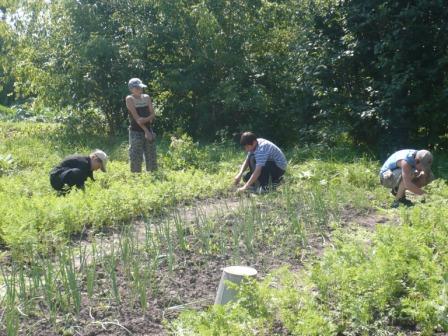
[249,138,287,170]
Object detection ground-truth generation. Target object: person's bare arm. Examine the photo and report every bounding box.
[139,96,156,124]
[126,96,151,137]
[238,165,262,191]
[413,171,432,188]
[234,156,249,185]
[401,161,425,195]
[126,96,146,126]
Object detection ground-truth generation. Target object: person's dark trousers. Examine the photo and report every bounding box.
[50,167,84,195]
[243,159,285,188]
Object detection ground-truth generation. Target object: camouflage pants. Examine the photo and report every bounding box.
[129,130,157,172]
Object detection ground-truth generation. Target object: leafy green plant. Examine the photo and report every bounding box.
[169,303,268,336]
[0,121,235,250]
[1,264,20,336]
[164,134,207,170]
[1,120,447,335]
[0,104,14,117]
[104,253,120,304]
[0,154,15,176]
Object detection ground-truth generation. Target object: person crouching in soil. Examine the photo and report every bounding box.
[50,149,108,195]
[234,132,287,193]
[379,149,434,208]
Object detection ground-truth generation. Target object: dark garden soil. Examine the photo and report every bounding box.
[1,197,398,336]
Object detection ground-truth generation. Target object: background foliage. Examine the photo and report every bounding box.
[1,0,447,149]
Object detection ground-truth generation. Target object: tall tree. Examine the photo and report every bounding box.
[311,0,448,152]
[0,3,17,106]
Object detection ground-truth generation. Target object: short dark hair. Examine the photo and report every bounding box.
[240,132,257,146]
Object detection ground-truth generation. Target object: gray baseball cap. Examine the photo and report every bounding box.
[91,149,108,172]
[128,78,147,89]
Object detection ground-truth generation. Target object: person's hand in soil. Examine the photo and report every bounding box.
[234,174,242,186]
[236,185,248,193]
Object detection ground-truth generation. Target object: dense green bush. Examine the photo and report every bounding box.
[308,0,448,151]
[163,134,207,171]
[310,203,448,334]
[3,1,447,148]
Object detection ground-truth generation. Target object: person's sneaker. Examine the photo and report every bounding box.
[257,185,270,194]
[399,197,414,207]
[391,197,414,208]
[271,182,281,190]
[247,185,258,193]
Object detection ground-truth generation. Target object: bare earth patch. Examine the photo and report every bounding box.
[340,205,391,231]
[1,197,398,336]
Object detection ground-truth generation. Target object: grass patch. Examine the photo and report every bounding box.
[0,121,238,251]
[2,121,448,335]
[170,178,448,336]
[0,104,14,117]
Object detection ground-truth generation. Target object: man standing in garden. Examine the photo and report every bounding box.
[49,149,108,195]
[234,132,287,193]
[379,149,434,208]
[125,78,157,173]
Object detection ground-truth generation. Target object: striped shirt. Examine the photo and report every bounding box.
[249,138,287,170]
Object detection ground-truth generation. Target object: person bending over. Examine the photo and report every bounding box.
[50,149,108,195]
[379,149,434,208]
[234,132,287,193]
